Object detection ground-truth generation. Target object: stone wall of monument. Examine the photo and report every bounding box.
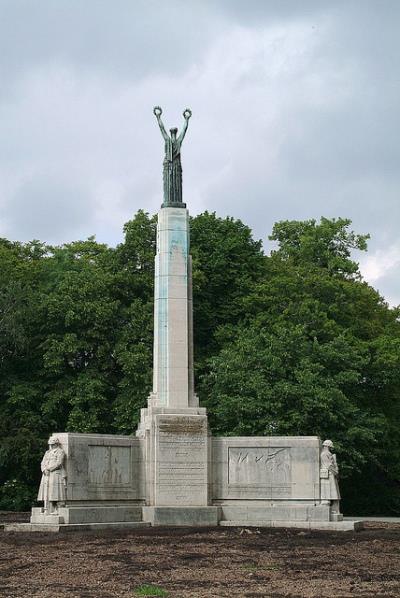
[58,433,145,502]
[212,436,320,501]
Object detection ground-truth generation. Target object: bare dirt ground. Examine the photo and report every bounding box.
[0,513,399,598]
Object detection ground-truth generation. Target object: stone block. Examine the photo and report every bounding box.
[143,506,220,526]
[58,505,143,524]
[219,504,331,524]
[30,508,63,525]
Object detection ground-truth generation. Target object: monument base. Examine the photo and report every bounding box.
[218,503,335,524]
[30,505,144,525]
[4,515,363,533]
[143,506,220,526]
[4,521,150,533]
[219,520,363,531]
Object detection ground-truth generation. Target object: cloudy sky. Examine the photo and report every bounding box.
[0,1,399,305]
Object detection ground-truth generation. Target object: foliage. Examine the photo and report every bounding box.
[0,213,399,514]
[0,479,35,511]
[190,212,265,360]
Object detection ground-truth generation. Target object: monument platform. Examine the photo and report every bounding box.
[219,520,363,531]
[4,521,150,533]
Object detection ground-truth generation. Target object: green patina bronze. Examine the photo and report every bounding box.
[153,106,192,208]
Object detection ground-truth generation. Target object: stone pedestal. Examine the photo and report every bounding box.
[138,410,218,526]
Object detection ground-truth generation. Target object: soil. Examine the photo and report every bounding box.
[0,513,399,598]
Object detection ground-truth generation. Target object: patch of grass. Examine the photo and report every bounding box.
[261,563,280,571]
[242,563,258,570]
[135,584,169,597]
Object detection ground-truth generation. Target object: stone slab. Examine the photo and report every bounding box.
[212,436,321,501]
[31,505,144,524]
[154,414,209,506]
[344,516,400,522]
[4,521,150,533]
[30,510,63,524]
[219,504,331,522]
[143,506,220,526]
[219,520,364,531]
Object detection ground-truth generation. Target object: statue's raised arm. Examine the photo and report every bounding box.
[153,106,169,141]
[178,108,192,144]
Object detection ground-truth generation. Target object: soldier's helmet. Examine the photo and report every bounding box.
[48,436,60,445]
[322,439,334,448]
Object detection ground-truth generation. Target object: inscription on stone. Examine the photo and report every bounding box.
[228,447,291,493]
[155,415,208,506]
[88,445,131,486]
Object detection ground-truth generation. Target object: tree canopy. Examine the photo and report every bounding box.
[0,213,399,514]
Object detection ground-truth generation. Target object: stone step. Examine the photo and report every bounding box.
[4,521,151,533]
[219,520,363,531]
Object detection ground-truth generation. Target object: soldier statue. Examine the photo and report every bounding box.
[37,436,67,514]
[153,106,192,207]
[320,439,341,516]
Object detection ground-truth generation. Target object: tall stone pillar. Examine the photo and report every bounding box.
[151,207,197,409]
[136,206,217,525]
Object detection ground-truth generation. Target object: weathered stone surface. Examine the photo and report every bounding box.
[56,433,145,502]
[154,414,209,507]
[30,509,63,525]
[211,436,346,526]
[143,506,219,526]
[218,504,331,523]
[151,207,198,409]
[58,506,143,524]
[212,437,320,501]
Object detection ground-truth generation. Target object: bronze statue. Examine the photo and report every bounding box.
[153,106,192,207]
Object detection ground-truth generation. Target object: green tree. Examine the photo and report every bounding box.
[200,217,400,514]
[190,212,265,360]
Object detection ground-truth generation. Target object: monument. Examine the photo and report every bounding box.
[6,108,362,532]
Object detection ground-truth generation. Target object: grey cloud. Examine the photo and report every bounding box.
[0,0,226,89]
[2,176,94,245]
[0,1,399,305]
